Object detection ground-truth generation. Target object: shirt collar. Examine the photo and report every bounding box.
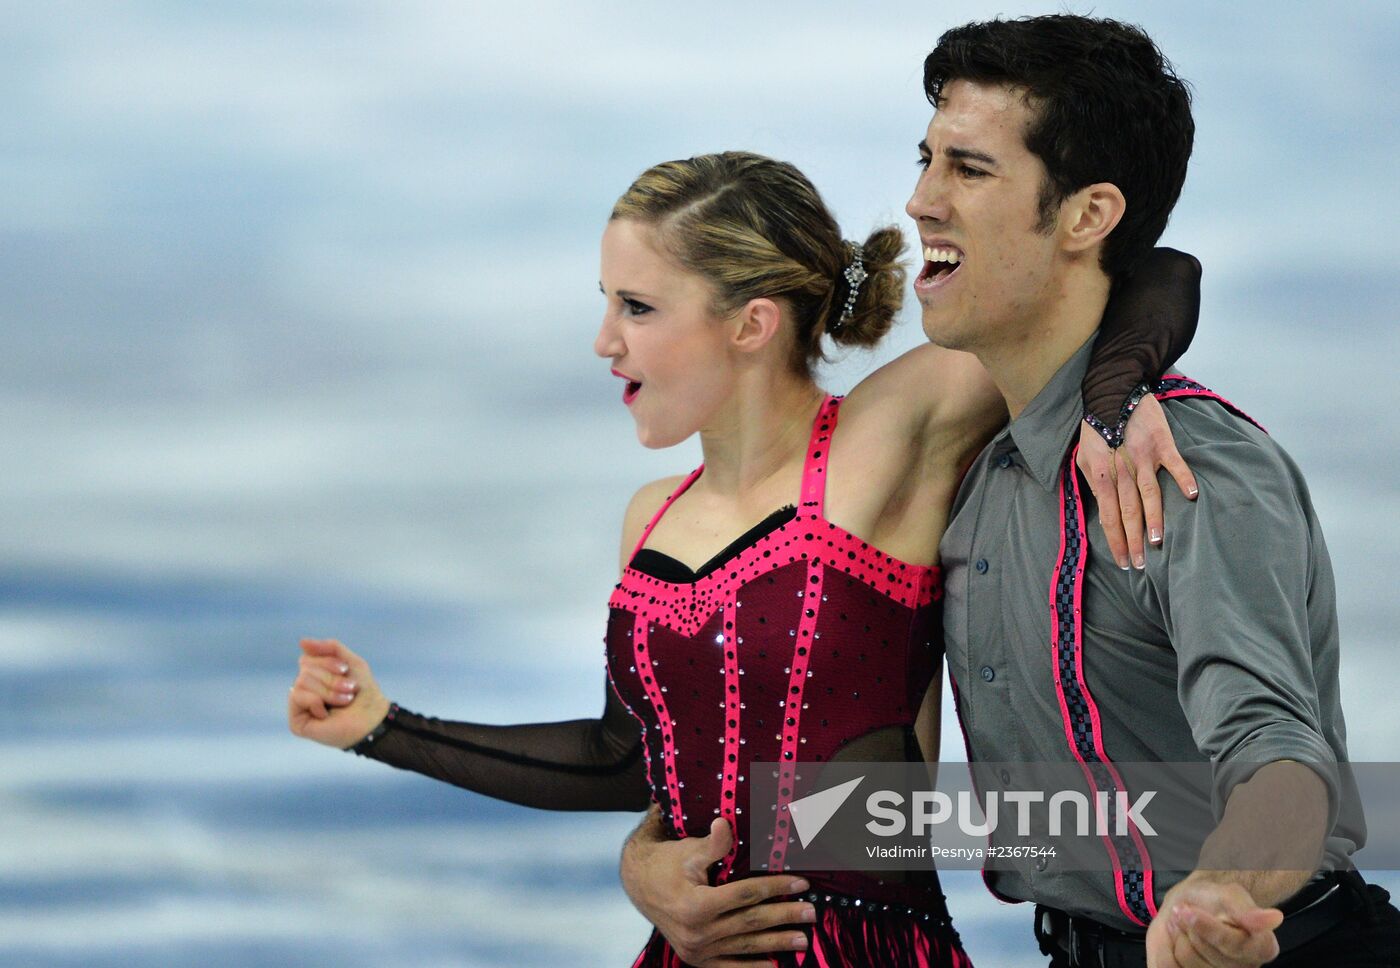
[1006,332,1097,491]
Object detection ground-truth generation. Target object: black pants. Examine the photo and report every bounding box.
[1043,874,1400,967]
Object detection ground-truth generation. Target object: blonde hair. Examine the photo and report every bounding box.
[611,151,905,375]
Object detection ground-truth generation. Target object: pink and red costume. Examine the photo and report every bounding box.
[606,395,969,967]
[356,397,968,965]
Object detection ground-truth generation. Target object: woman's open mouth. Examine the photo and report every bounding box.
[612,369,643,406]
[914,244,964,293]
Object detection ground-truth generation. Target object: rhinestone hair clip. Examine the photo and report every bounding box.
[829,242,867,334]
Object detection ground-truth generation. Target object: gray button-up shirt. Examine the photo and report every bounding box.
[940,334,1363,930]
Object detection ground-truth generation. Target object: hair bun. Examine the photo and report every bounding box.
[612,152,907,375]
[825,226,906,349]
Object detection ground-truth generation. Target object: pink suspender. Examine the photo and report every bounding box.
[1048,375,1264,927]
[799,395,840,517]
[629,466,704,562]
[627,394,842,561]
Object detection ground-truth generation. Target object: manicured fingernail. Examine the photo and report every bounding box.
[1149,528,1162,544]
[792,934,808,950]
[338,663,349,674]
[800,904,817,922]
[1117,559,1131,571]
[1133,554,1145,570]
[790,878,810,893]
[1187,486,1198,498]
[337,692,355,703]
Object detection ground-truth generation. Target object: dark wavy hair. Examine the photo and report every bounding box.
[924,15,1193,274]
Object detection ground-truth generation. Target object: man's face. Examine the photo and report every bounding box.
[905,79,1065,353]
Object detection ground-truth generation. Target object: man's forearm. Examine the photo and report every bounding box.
[1189,759,1329,906]
[615,810,815,965]
[621,804,669,905]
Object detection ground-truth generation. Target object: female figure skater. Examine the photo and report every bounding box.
[288,152,1198,966]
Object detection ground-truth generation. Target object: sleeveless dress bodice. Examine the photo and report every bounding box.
[604,396,970,966]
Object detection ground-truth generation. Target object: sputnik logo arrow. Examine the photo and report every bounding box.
[785,775,865,849]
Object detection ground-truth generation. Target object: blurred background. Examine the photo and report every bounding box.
[2,1,1396,965]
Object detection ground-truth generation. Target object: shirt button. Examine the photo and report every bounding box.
[980,665,996,683]
[975,558,989,574]
[996,454,1013,469]
[1035,854,1049,872]
[999,768,1011,784]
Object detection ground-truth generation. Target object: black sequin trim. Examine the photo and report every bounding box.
[349,702,399,755]
[1083,380,1153,449]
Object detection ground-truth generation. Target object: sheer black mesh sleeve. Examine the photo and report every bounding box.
[1082,247,1202,447]
[350,677,651,812]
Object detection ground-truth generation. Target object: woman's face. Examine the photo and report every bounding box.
[595,218,737,449]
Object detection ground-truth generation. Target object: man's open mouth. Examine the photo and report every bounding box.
[916,244,964,288]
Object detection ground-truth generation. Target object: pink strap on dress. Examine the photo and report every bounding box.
[798,395,841,518]
[630,394,841,560]
[630,465,704,561]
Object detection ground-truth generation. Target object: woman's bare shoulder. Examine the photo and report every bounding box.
[842,343,1003,457]
[843,344,996,426]
[617,475,689,572]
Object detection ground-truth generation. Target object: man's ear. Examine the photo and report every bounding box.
[730,297,784,354]
[1061,182,1126,254]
